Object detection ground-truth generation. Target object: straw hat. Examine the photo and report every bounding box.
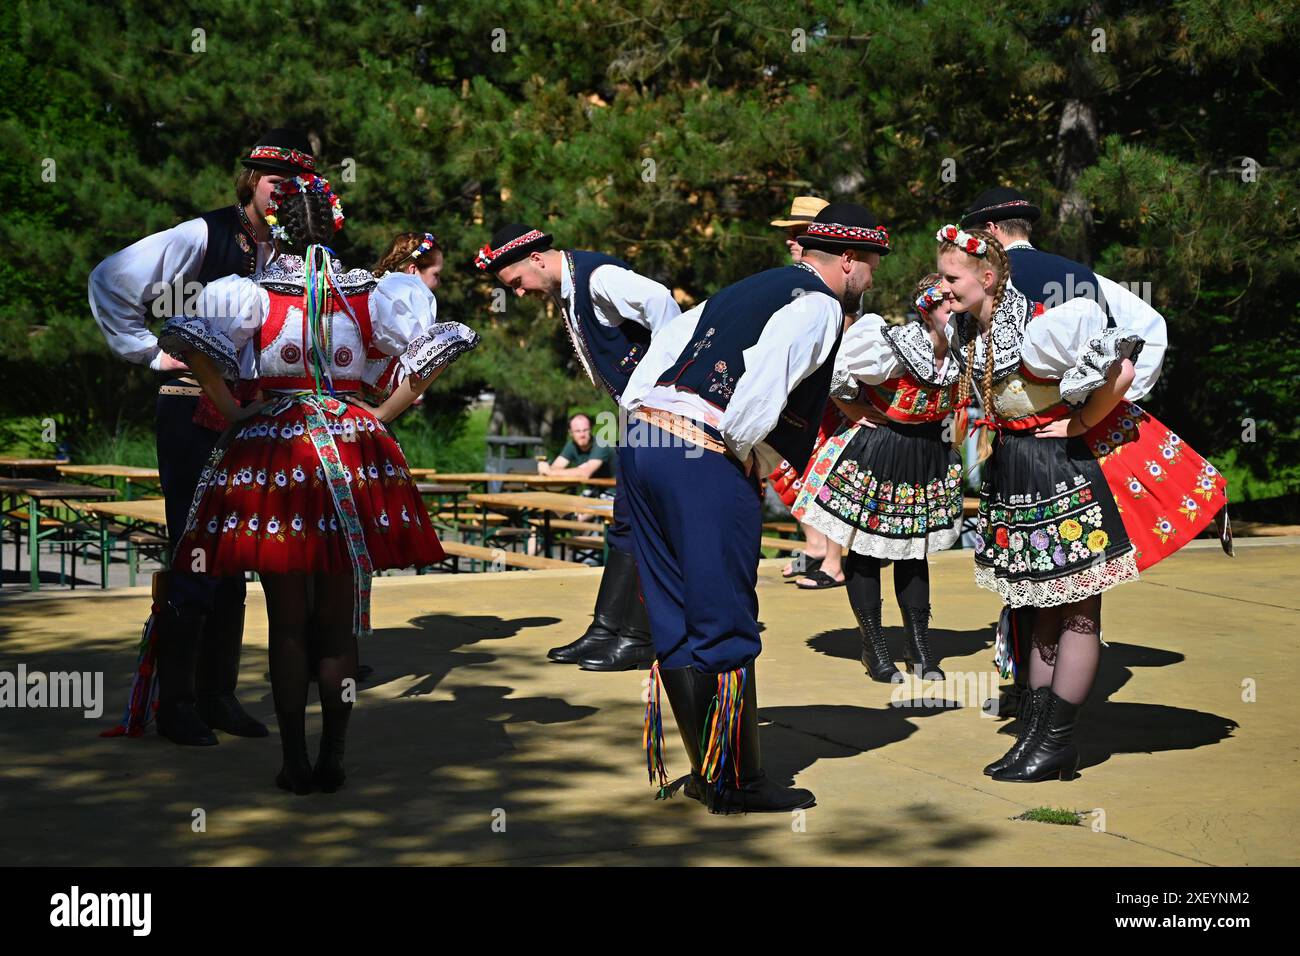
[770,195,829,228]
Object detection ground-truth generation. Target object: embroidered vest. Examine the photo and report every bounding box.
[865,377,961,423]
[560,250,652,401]
[257,288,375,393]
[197,206,256,283]
[655,265,842,471]
[1007,246,1114,328]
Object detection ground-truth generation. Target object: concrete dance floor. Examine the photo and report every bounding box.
[1,538,1296,866]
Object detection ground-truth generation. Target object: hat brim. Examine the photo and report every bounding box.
[241,158,315,176]
[798,236,891,256]
[959,203,1042,229]
[770,217,815,228]
[473,234,554,275]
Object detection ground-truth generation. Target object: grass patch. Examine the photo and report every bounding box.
[1014,807,1085,826]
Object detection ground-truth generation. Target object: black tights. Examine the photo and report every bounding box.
[844,553,930,612]
[262,573,356,760]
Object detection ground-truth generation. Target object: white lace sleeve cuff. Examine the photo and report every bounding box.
[1059,329,1145,405]
[158,317,239,380]
[399,322,481,382]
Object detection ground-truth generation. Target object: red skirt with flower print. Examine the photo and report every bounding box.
[1085,400,1229,572]
[172,401,444,576]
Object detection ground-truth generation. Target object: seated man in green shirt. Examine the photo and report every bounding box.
[539,412,615,481]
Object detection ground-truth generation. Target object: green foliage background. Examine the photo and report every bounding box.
[1,0,1297,494]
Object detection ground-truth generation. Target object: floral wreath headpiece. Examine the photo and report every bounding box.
[411,232,440,260]
[935,224,987,256]
[915,284,946,313]
[264,174,345,241]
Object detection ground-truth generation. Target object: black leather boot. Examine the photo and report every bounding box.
[983,607,1035,718]
[275,709,314,795]
[579,567,654,672]
[983,686,1048,776]
[853,599,901,683]
[312,704,350,793]
[547,548,633,663]
[900,603,945,681]
[155,606,218,747]
[657,665,712,803]
[704,661,815,815]
[991,690,1081,782]
[196,602,269,737]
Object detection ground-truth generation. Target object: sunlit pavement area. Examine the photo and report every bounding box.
[1,538,1296,866]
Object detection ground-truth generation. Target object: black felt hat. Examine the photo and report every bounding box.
[959,187,1042,229]
[796,202,891,256]
[242,128,317,175]
[474,223,555,273]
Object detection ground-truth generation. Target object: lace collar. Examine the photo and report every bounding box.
[256,253,378,296]
[884,320,958,387]
[951,281,1030,382]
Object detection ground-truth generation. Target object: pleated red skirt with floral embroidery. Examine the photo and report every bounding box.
[173,401,444,576]
[1086,400,1229,571]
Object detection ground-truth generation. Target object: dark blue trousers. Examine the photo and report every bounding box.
[155,386,246,615]
[619,422,762,673]
[606,480,633,554]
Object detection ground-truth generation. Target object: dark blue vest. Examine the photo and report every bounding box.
[562,250,653,401]
[1007,246,1114,327]
[198,205,257,283]
[655,265,842,472]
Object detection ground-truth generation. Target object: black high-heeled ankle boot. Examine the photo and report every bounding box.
[991,690,1081,782]
[900,603,945,681]
[983,686,1049,776]
[852,600,901,683]
[274,709,313,795]
[312,704,350,793]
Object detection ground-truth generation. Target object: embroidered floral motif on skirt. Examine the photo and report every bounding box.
[800,419,963,560]
[1084,400,1229,571]
[174,400,444,578]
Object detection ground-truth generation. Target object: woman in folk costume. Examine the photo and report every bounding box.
[366,231,446,402]
[159,175,479,794]
[795,275,969,681]
[935,224,1230,783]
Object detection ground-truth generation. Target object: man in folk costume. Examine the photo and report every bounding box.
[621,202,888,813]
[958,187,1170,719]
[474,223,681,671]
[89,128,317,745]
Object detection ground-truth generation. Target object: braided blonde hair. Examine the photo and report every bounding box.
[373,232,443,277]
[938,228,1008,463]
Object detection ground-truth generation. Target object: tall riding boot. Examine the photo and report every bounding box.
[275,708,314,795]
[155,606,217,746]
[853,599,901,683]
[547,548,633,663]
[579,561,654,671]
[312,703,351,793]
[658,665,715,803]
[900,603,946,681]
[704,661,815,815]
[991,690,1081,782]
[196,601,269,737]
[983,686,1049,776]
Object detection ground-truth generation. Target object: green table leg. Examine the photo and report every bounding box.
[28,497,39,591]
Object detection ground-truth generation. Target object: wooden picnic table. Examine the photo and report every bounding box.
[0,479,119,590]
[466,491,613,559]
[0,457,70,478]
[409,470,617,489]
[57,464,162,499]
[64,498,169,587]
